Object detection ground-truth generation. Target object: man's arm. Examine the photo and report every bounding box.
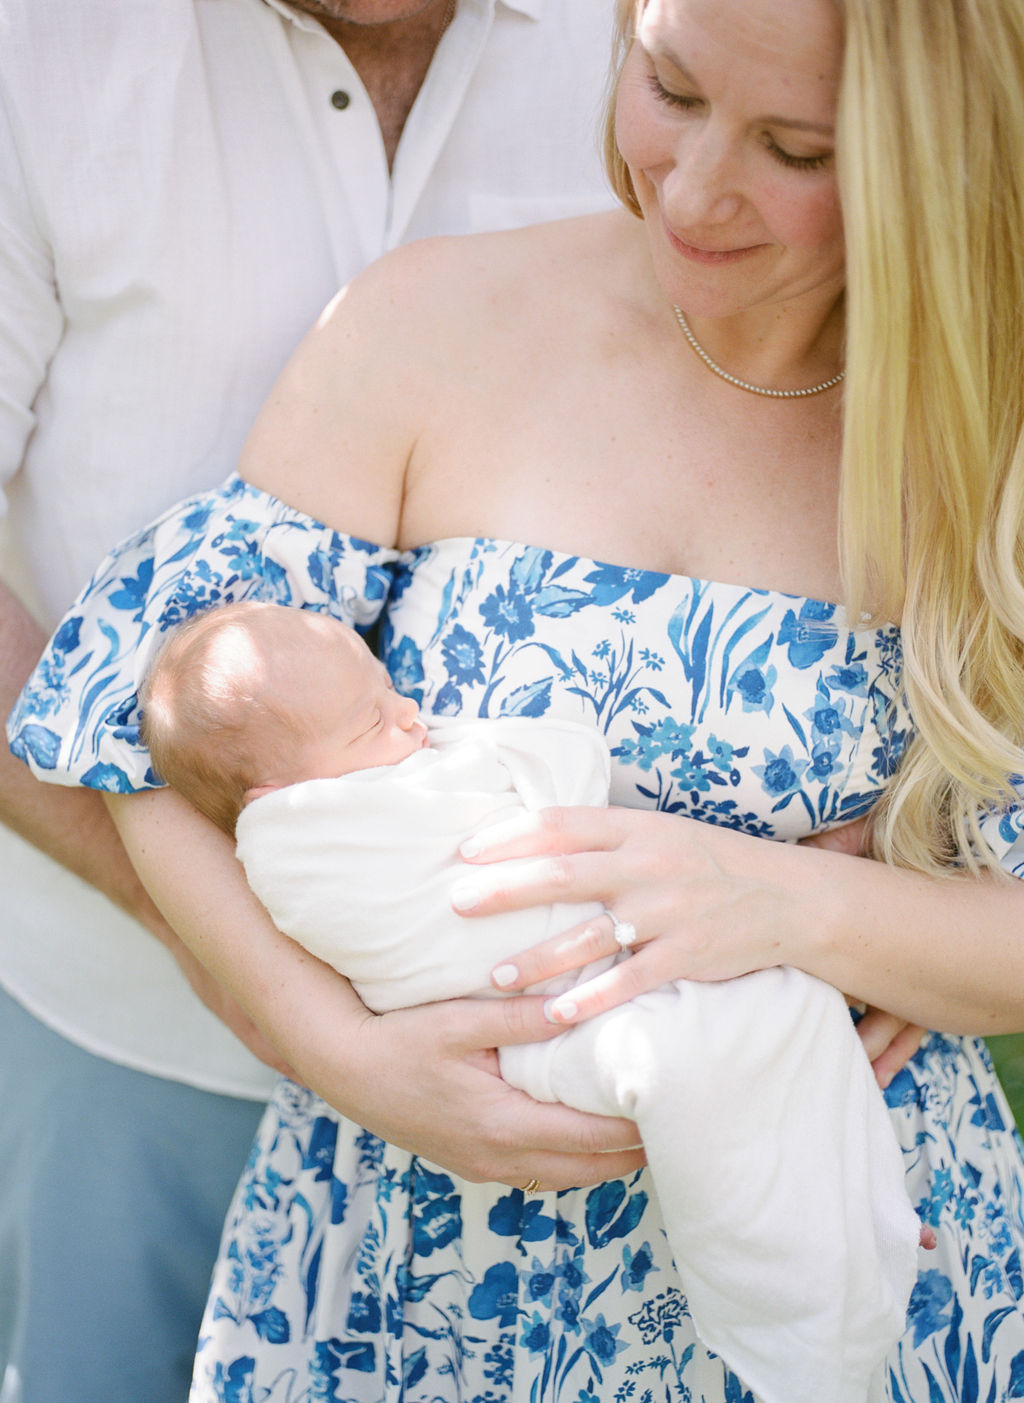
[0,72,141,904]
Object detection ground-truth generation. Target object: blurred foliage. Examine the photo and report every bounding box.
[987,1034,1024,1131]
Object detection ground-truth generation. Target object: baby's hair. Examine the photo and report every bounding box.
[140,600,319,836]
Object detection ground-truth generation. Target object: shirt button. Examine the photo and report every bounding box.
[330,90,351,110]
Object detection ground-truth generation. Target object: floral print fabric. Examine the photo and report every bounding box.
[9,477,1024,1402]
[7,476,398,791]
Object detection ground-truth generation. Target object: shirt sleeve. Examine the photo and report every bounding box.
[0,69,64,513]
[6,474,399,792]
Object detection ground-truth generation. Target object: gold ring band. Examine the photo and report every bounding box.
[522,1178,541,1195]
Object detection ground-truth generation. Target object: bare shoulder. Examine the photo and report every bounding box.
[237,211,638,544]
[322,209,635,358]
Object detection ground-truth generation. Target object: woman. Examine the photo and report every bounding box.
[10,0,1024,1398]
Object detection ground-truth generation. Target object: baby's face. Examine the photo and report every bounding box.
[282,617,429,783]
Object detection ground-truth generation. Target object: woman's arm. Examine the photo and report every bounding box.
[454,804,1024,1037]
[106,787,645,1187]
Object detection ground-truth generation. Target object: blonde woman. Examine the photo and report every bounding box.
[10,0,1024,1398]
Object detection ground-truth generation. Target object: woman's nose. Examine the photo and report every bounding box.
[662,124,744,228]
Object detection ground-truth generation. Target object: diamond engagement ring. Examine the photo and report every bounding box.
[607,909,637,950]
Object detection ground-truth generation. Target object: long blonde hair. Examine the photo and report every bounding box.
[604,0,1024,875]
[837,0,1024,873]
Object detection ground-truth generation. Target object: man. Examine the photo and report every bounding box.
[0,2,614,1397]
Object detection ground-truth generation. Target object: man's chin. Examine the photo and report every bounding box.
[286,0,444,28]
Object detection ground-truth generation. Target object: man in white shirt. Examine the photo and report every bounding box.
[0,1,614,1397]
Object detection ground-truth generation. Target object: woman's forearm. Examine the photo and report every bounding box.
[791,841,1024,1035]
[104,788,373,1073]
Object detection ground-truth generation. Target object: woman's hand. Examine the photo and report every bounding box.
[315,994,645,1189]
[455,804,815,1024]
[461,805,932,1082]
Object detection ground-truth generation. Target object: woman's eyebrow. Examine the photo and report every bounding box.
[648,45,835,136]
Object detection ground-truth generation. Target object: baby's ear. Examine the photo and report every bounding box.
[243,783,281,806]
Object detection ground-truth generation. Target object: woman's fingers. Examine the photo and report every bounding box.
[868,1021,927,1089]
[460,804,630,863]
[491,913,619,992]
[855,1006,927,1088]
[481,1109,647,1191]
[452,850,622,916]
[543,956,656,1026]
[448,1097,648,1190]
[346,995,645,1189]
[798,816,870,858]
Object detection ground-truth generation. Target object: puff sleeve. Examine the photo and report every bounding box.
[6,474,398,792]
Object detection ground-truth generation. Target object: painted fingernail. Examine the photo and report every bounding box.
[460,837,482,858]
[492,964,519,988]
[451,882,481,912]
[544,997,577,1024]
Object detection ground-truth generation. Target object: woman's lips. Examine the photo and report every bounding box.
[664,220,763,264]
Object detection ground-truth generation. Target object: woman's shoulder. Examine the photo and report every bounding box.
[330,209,637,352]
[369,208,628,283]
[237,209,642,543]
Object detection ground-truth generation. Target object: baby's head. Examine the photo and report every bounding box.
[140,600,428,835]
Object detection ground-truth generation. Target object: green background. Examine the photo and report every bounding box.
[988,1034,1024,1130]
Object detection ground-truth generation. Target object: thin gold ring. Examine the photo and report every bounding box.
[522,1178,541,1195]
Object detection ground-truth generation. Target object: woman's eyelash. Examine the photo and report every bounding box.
[764,138,830,172]
[645,73,831,173]
[646,73,698,110]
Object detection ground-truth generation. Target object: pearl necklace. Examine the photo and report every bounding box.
[672,306,845,399]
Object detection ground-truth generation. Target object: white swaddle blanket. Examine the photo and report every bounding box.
[236,716,919,1403]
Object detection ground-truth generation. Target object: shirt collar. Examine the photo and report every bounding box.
[258,0,322,33]
[497,0,543,18]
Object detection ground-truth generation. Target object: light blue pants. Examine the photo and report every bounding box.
[0,987,265,1403]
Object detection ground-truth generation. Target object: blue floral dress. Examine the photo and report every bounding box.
[9,476,1024,1403]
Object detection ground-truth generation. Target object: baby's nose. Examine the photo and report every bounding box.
[397,695,420,727]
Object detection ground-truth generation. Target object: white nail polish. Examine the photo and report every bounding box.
[460,837,481,858]
[492,964,519,987]
[544,998,577,1023]
[451,882,480,912]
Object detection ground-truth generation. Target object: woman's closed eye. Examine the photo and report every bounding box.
[761,135,831,172]
[645,72,832,174]
[646,73,700,111]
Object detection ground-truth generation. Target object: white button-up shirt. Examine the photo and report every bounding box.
[0,0,616,1094]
